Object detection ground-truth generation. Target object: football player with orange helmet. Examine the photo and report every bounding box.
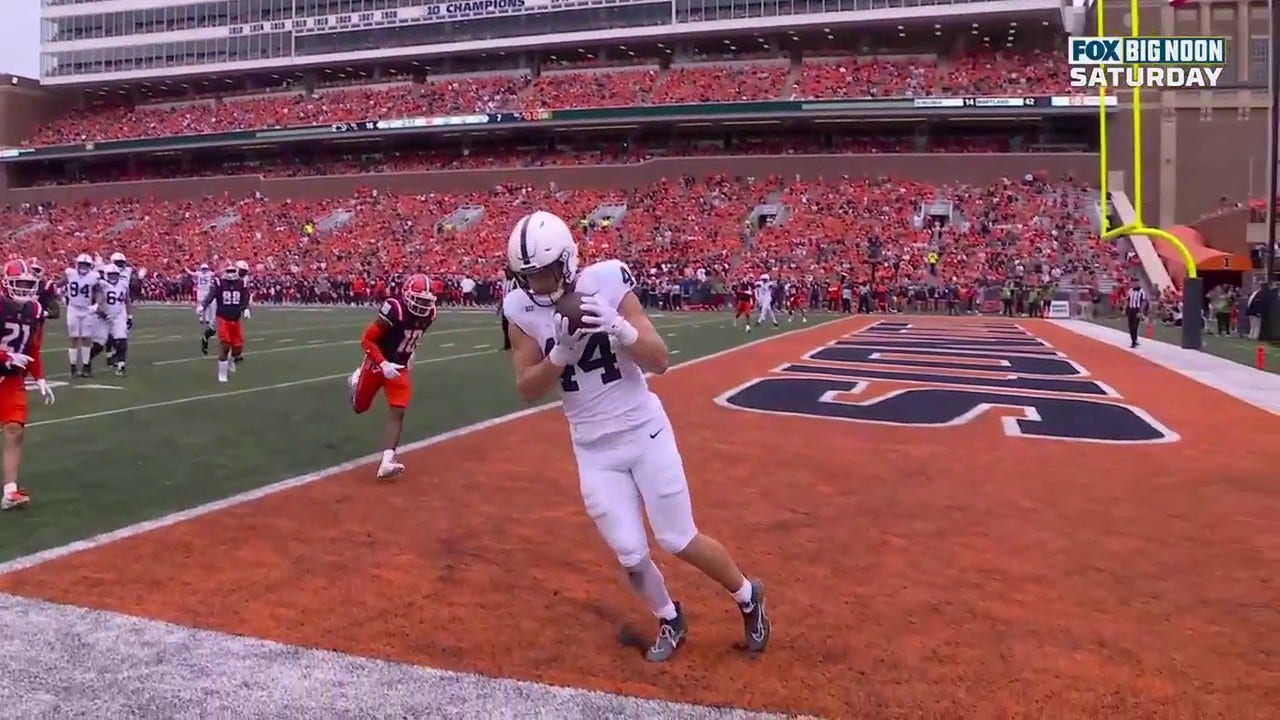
[348,274,437,479]
[0,260,56,510]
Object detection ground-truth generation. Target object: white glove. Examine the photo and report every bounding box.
[378,361,404,380]
[578,295,639,346]
[4,352,32,370]
[88,303,99,314]
[547,314,586,367]
[196,306,205,318]
[35,379,54,405]
[243,308,252,320]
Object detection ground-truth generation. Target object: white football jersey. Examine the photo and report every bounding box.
[755,280,775,302]
[504,259,657,444]
[99,278,129,317]
[194,270,215,301]
[64,268,101,309]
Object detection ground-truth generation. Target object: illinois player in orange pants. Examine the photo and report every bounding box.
[197,264,251,383]
[0,260,57,511]
[348,274,437,479]
[732,281,754,330]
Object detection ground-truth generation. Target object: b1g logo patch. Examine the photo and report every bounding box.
[715,321,1177,444]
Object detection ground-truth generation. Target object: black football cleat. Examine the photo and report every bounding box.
[645,603,687,662]
[739,579,770,653]
[200,336,210,355]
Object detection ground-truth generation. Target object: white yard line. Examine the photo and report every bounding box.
[148,316,722,366]
[29,349,499,428]
[5,317,847,574]
[40,321,375,354]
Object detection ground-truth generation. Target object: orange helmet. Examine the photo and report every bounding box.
[402,274,436,316]
[2,259,39,303]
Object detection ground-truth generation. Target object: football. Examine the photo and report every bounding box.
[555,291,589,333]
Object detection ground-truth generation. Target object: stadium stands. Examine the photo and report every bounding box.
[17,52,1073,147]
[1,172,1116,306]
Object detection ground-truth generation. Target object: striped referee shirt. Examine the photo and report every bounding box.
[1125,287,1147,311]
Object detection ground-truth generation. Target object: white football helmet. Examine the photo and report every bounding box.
[199,263,210,272]
[759,273,770,282]
[103,264,120,281]
[75,253,93,272]
[235,259,250,278]
[507,210,579,306]
[110,251,127,268]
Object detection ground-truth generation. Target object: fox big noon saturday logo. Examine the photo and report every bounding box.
[1068,36,1226,89]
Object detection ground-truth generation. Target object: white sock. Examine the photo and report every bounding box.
[78,346,90,364]
[3,482,16,495]
[68,348,77,365]
[626,557,676,619]
[217,360,228,376]
[382,449,396,465]
[731,577,753,605]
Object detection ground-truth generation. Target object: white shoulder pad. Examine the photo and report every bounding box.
[577,259,636,309]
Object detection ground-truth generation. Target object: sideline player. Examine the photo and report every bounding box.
[786,279,807,323]
[347,274,437,479]
[0,259,56,510]
[502,210,770,662]
[197,263,251,383]
[192,263,217,354]
[732,280,753,330]
[28,259,60,321]
[93,264,133,376]
[754,273,778,329]
[63,253,101,377]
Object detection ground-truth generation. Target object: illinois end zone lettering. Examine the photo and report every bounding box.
[717,377,1175,444]
[776,363,1116,396]
[807,346,1085,377]
[718,322,1177,444]
[835,339,1061,355]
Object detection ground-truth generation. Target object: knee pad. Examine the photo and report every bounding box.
[655,527,696,556]
[615,546,650,569]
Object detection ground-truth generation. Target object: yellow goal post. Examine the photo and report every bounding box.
[1094,0,1198,280]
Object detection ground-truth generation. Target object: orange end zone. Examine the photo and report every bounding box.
[3,317,1278,717]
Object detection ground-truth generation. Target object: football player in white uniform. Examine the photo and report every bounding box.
[63,254,101,377]
[93,264,133,376]
[102,252,134,367]
[754,273,778,328]
[192,263,218,354]
[502,210,770,663]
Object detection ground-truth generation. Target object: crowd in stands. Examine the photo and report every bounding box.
[2,171,1119,311]
[17,51,1073,147]
[18,134,1038,187]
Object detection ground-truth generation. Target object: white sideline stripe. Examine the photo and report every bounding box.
[26,349,496,430]
[40,321,374,354]
[150,317,722,366]
[0,317,846,575]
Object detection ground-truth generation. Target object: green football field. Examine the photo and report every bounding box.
[1,305,833,561]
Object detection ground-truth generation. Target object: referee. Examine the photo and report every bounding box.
[1124,285,1148,348]
[500,268,517,350]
